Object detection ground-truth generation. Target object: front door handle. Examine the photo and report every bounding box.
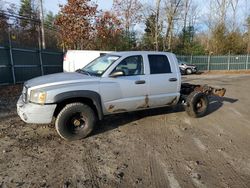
[135,80,146,84]
[169,78,177,82]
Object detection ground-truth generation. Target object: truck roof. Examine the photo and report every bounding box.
[108,51,174,56]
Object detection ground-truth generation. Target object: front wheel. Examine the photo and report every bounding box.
[184,91,209,118]
[186,68,192,75]
[55,103,96,141]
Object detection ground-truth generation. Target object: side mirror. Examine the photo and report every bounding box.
[109,70,124,77]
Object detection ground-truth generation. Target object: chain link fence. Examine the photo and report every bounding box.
[0,13,63,85]
[0,26,63,85]
[177,55,250,71]
[0,46,63,85]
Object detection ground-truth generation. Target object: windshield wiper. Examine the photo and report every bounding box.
[75,69,91,76]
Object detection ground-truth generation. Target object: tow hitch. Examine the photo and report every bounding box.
[181,83,226,97]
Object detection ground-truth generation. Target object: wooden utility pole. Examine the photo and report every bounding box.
[155,0,161,51]
[248,19,250,54]
[39,0,45,49]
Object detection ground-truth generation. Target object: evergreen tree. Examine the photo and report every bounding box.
[211,23,228,54]
[19,0,35,28]
[44,11,60,49]
[142,14,157,50]
[44,11,55,28]
[18,0,38,48]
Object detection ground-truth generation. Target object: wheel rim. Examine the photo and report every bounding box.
[195,98,206,113]
[67,113,87,134]
[187,69,192,74]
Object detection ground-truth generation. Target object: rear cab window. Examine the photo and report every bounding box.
[148,55,172,74]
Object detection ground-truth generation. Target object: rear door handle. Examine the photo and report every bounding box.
[135,80,146,84]
[169,78,177,82]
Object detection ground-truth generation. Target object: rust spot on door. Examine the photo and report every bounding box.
[137,95,149,109]
[166,97,177,105]
[108,105,115,112]
[113,109,127,113]
[108,105,127,113]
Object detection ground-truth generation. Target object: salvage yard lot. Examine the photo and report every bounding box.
[0,74,250,188]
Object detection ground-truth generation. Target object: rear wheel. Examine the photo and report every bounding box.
[55,103,96,141]
[185,91,209,118]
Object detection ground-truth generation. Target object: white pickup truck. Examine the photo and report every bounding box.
[17,51,226,141]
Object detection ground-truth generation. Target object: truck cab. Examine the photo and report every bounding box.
[97,51,181,114]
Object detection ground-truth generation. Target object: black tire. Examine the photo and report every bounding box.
[185,91,209,118]
[55,103,96,141]
[186,68,192,75]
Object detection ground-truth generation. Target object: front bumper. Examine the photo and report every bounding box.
[192,68,197,73]
[17,96,57,124]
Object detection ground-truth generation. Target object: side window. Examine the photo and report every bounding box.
[113,55,144,76]
[148,55,171,74]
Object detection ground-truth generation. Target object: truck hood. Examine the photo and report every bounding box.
[25,72,99,89]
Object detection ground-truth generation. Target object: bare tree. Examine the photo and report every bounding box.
[113,0,143,35]
[215,0,230,25]
[247,16,250,53]
[230,0,239,31]
[164,0,182,50]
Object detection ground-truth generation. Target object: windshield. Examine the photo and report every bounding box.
[80,55,120,77]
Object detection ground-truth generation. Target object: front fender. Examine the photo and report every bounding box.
[51,90,103,120]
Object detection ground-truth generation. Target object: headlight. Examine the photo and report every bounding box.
[30,90,47,104]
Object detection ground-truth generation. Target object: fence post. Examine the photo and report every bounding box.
[8,27,16,84]
[246,54,249,70]
[227,52,231,70]
[190,54,193,64]
[207,55,210,71]
[39,49,44,75]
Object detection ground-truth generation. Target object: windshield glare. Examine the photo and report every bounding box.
[82,55,120,76]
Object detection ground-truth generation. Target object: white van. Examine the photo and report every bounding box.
[63,50,112,72]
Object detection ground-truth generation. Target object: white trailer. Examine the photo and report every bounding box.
[63,50,112,72]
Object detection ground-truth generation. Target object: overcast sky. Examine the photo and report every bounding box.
[2,0,249,33]
[3,0,248,18]
[2,0,113,13]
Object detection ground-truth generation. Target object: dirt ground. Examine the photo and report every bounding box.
[1,74,250,188]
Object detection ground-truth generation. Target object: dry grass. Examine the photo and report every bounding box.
[201,70,250,75]
[0,84,23,98]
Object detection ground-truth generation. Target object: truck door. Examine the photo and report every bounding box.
[147,54,179,107]
[100,55,148,114]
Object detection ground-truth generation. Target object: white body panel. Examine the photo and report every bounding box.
[146,53,181,107]
[100,51,181,115]
[100,75,148,114]
[63,50,112,72]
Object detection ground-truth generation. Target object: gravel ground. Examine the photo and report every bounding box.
[0,74,250,188]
